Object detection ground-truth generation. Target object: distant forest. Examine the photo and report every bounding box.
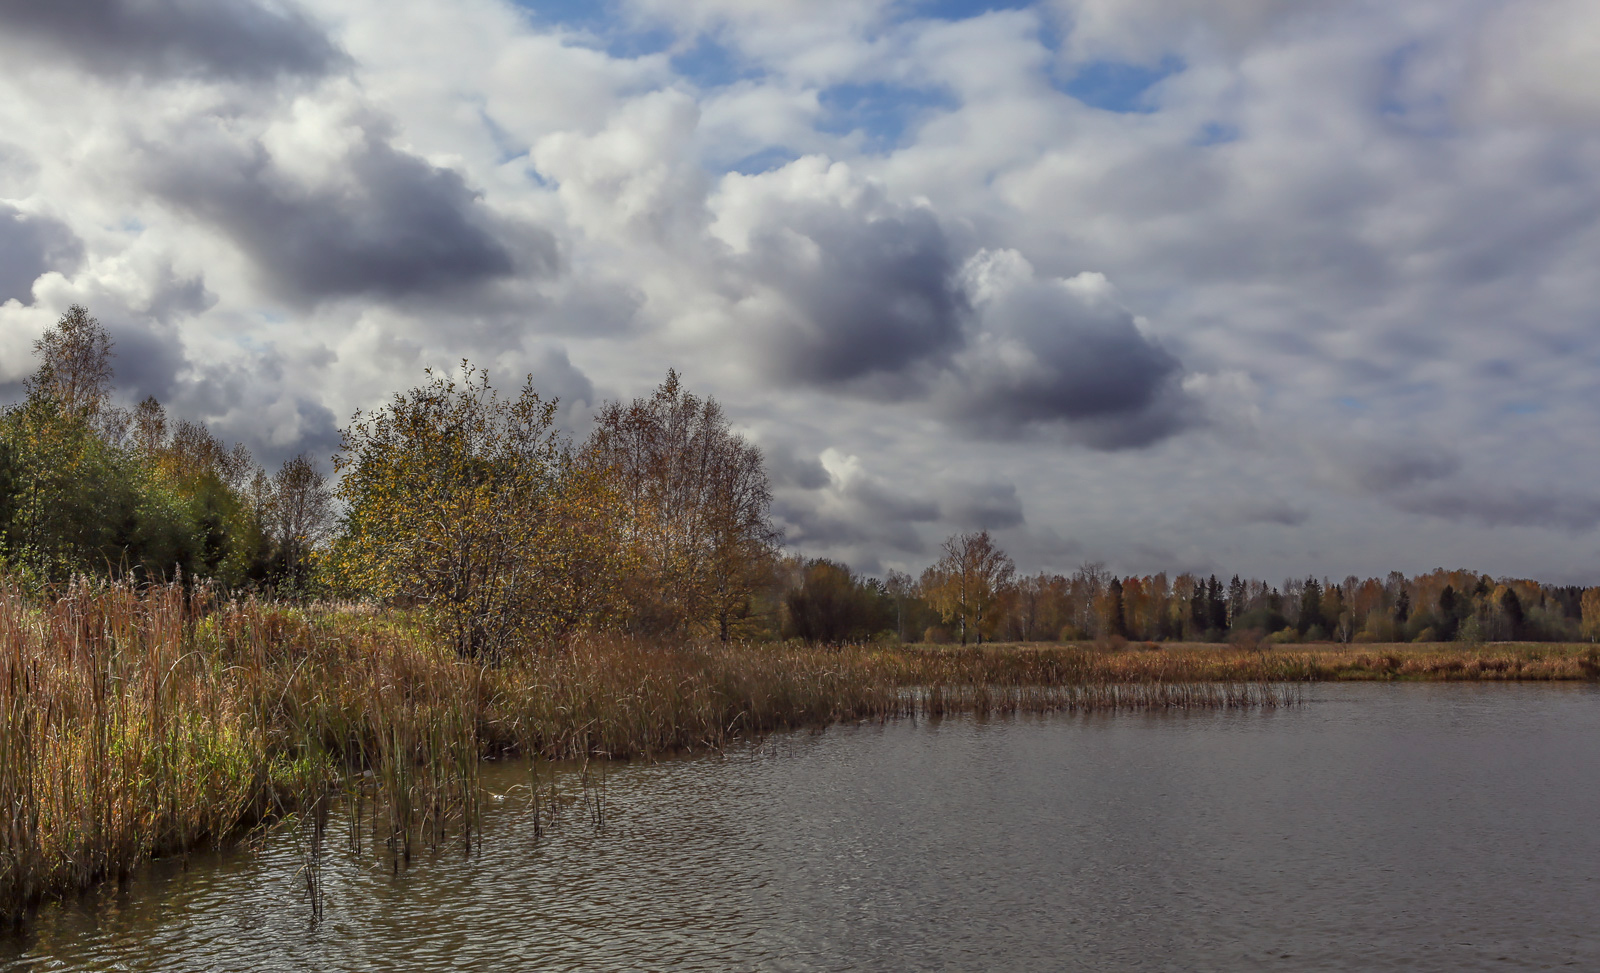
[4,306,1596,650]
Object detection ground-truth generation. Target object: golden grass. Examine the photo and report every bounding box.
[3,585,1589,924]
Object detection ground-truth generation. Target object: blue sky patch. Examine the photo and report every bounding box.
[510,0,678,60]
[510,0,613,33]
[1194,121,1240,146]
[817,82,958,151]
[726,146,804,175]
[1058,57,1182,113]
[671,35,761,89]
[905,0,1035,21]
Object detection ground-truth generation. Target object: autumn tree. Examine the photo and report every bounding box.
[329,365,621,658]
[1581,588,1600,642]
[262,454,333,592]
[586,370,779,641]
[922,530,1015,644]
[28,305,114,419]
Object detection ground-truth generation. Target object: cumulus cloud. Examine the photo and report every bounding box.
[945,249,1186,446]
[711,157,964,388]
[0,204,82,304]
[141,110,547,305]
[3,0,1599,582]
[0,0,346,82]
[703,165,1187,448]
[773,448,939,556]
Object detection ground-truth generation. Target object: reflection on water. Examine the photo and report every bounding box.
[4,683,1599,972]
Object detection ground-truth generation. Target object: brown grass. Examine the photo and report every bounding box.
[5,585,1588,924]
[907,640,1600,682]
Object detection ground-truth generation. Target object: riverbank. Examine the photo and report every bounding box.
[923,640,1600,682]
[2,584,1593,923]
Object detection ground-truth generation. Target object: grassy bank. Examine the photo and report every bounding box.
[912,640,1600,682]
[3,588,1590,924]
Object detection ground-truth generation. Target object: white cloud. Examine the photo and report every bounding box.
[0,0,1598,582]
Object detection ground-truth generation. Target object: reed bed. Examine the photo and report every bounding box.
[909,641,1600,683]
[8,584,1582,924]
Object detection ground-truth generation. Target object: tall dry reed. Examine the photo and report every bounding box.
[13,584,1500,923]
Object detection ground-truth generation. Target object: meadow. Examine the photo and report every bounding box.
[1,581,1593,924]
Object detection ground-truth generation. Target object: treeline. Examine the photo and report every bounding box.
[782,555,1600,646]
[0,307,330,592]
[8,306,1599,653]
[1,307,781,658]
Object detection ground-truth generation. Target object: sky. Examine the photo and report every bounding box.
[1,0,1599,584]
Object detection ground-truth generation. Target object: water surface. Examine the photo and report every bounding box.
[4,683,1598,971]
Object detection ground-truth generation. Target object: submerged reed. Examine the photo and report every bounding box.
[6,581,1579,923]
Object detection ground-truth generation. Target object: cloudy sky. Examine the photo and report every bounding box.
[1,0,1598,583]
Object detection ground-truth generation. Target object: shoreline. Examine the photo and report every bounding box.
[3,586,1595,924]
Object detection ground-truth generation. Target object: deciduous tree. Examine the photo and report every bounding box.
[586,370,779,641]
[923,530,1015,644]
[329,365,620,657]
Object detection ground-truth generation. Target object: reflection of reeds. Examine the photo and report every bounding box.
[2,582,1588,924]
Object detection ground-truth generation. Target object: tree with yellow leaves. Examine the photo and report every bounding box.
[922,529,1015,645]
[328,364,622,658]
[586,369,779,641]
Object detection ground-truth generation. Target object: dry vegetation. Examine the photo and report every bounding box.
[956,639,1600,682]
[0,583,1311,924]
[3,584,1594,924]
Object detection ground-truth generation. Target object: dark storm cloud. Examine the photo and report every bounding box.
[0,204,82,303]
[774,497,931,556]
[105,319,190,403]
[1394,488,1600,533]
[1338,444,1461,493]
[947,268,1187,448]
[0,0,345,82]
[146,128,549,304]
[939,481,1025,530]
[764,442,832,490]
[1201,496,1311,527]
[772,457,938,556]
[741,202,965,387]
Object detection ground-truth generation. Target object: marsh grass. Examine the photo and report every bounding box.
[3,584,1586,924]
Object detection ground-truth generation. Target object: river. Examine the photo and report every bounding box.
[4,683,1597,971]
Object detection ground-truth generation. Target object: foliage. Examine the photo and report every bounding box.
[0,307,330,592]
[921,530,1015,644]
[783,559,893,644]
[327,364,622,657]
[586,369,780,641]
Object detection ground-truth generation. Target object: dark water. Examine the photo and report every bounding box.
[5,683,1599,972]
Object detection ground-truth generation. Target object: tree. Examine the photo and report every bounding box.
[28,305,114,420]
[329,365,620,658]
[885,569,915,643]
[1298,577,1325,636]
[586,370,780,641]
[923,530,1015,644]
[784,559,890,644]
[263,454,333,592]
[1580,588,1600,642]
